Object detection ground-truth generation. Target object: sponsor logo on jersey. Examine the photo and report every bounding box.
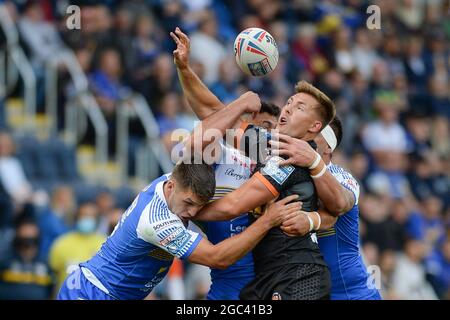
[224,168,248,181]
[166,231,192,256]
[261,156,294,184]
[160,227,184,246]
[153,219,180,231]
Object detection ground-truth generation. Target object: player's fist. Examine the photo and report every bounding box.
[280,210,311,237]
[170,27,190,70]
[263,195,302,227]
[236,91,261,115]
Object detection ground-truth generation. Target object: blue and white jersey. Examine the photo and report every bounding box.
[317,162,381,300]
[80,174,202,300]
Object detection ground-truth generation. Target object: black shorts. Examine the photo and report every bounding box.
[239,263,331,300]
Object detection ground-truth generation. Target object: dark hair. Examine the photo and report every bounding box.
[260,101,281,118]
[295,80,336,128]
[328,116,343,149]
[172,163,215,204]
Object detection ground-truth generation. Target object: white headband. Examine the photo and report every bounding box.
[321,125,337,152]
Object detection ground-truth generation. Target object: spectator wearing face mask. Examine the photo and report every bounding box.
[0,218,53,300]
[48,203,105,294]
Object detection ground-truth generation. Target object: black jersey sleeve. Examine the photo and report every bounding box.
[253,156,311,195]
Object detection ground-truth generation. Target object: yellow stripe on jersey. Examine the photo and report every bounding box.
[316,227,336,238]
[148,248,174,261]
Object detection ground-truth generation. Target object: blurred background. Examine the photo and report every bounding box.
[0,0,448,300]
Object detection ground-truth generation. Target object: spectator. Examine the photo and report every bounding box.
[190,10,227,84]
[129,14,162,87]
[156,92,185,152]
[362,92,410,197]
[37,186,75,260]
[392,238,438,299]
[89,47,127,117]
[49,203,105,292]
[351,28,379,80]
[0,218,53,299]
[291,23,329,78]
[210,57,242,104]
[404,36,430,94]
[379,250,400,300]
[95,191,115,236]
[144,53,177,110]
[17,0,64,69]
[89,47,130,155]
[0,132,33,215]
[332,25,354,74]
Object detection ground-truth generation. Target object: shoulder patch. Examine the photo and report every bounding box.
[165,230,192,256]
[261,156,295,185]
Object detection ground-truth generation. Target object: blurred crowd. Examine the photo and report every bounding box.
[0,0,449,300]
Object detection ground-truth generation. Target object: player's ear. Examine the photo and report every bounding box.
[324,144,332,156]
[166,179,175,192]
[309,120,323,134]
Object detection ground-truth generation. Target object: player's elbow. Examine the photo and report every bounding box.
[208,255,230,270]
[212,261,228,270]
[324,195,349,216]
[330,202,347,216]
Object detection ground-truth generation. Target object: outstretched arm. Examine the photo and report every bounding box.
[188,195,300,269]
[194,173,277,221]
[170,27,225,120]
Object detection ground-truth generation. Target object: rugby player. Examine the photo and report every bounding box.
[270,117,383,300]
[171,27,336,300]
[200,102,281,300]
[57,93,300,300]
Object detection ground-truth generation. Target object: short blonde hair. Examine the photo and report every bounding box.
[294,80,336,128]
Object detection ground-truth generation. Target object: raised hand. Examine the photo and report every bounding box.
[170,27,191,70]
[235,91,262,115]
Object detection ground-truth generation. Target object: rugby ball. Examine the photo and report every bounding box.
[233,27,279,77]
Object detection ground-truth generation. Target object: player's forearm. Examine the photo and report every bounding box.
[187,100,247,151]
[195,177,273,221]
[194,196,242,221]
[317,209,338,230]
[312,170,354,216]
[210,214,273,269]
[177,66,225,120]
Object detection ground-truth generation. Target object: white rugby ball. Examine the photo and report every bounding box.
[233,27,279,77]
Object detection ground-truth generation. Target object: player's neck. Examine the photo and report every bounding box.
[302,132,317,142]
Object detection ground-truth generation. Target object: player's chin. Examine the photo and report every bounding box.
[277,125,288,135]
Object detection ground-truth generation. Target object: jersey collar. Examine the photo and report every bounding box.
[155,177,169,207]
